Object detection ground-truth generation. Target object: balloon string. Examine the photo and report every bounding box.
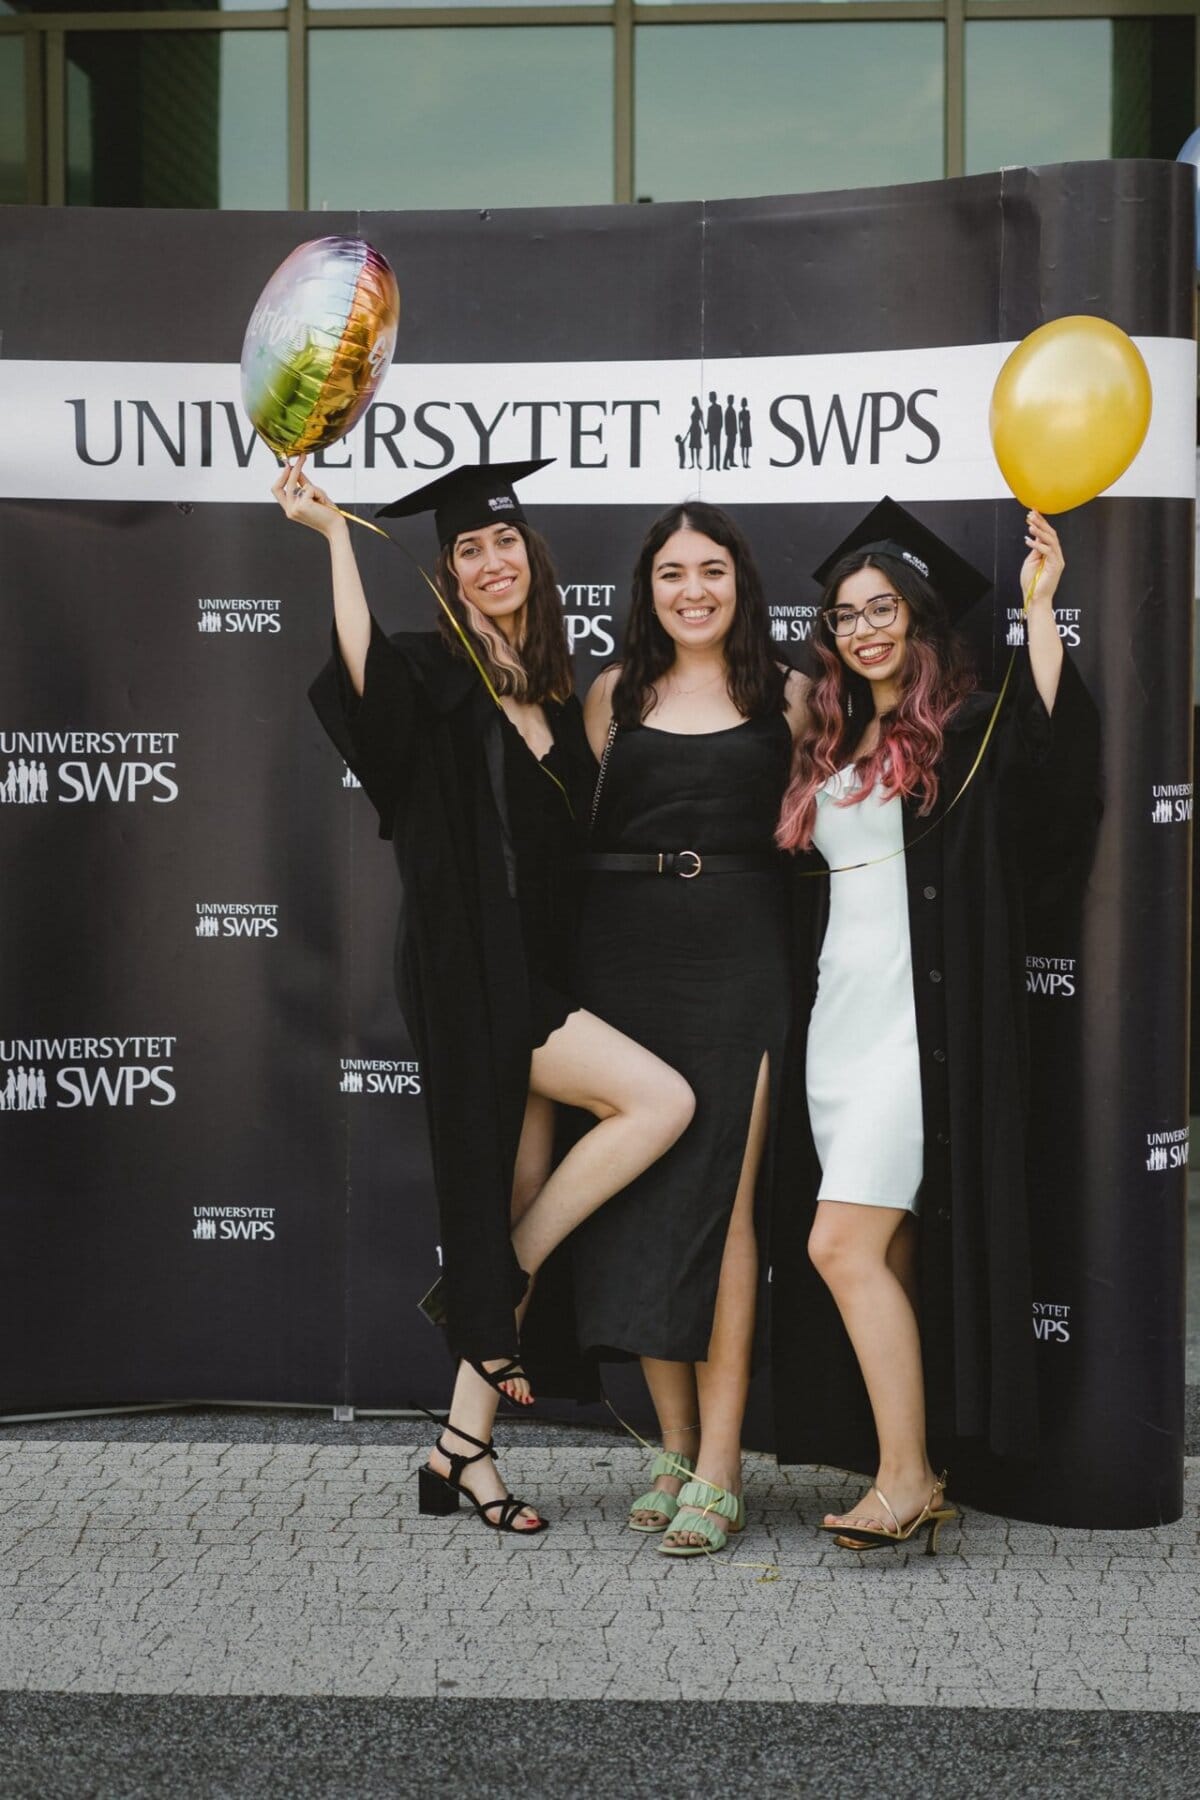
[798,561,1043,879]
[335,506,576,820]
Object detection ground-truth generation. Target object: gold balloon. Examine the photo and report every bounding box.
[989,316,1152,513]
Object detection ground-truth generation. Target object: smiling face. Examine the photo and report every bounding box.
[650,526,738,653]
[828,564,910,689]
[450,522,531,635]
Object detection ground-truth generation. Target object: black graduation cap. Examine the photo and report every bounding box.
[377,459,552,548]
[812,496,991,620]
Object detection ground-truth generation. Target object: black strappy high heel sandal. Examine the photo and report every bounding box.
[417,1420,548,1535]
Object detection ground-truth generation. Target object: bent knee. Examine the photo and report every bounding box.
[651,1070,695,1147]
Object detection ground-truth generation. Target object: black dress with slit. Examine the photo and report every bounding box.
[570,713,793,1362]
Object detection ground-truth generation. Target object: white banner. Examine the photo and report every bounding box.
[0,337,1192,507]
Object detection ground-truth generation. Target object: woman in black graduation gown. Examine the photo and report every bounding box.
[574,501,807,1557]
[276,455,694,1536]
[773,498,1100,1551]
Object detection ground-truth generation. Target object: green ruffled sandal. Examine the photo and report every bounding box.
[627,1450,696,1533]
[658,1478,745,1557]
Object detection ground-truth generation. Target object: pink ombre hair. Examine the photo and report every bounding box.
[776,552,975,853]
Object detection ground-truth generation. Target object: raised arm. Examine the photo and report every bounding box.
[273,452,371,695]
[1020,510,1065,717]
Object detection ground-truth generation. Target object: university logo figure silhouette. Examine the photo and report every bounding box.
[1146,1145,1169,1172]
[340,1068,365,1093]
[0,759,50,804]
[1152,796,1173,825]
[198,612,222,635]
[194,1218,218,1240]
[342,765,361,789]
[683,395,752,471]
[0,1066,48,1111]
[196,915,221,938]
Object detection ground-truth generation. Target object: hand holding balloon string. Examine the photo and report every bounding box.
[272,453,506,708]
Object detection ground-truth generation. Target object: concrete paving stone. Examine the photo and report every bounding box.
[0,1441,1197,1709]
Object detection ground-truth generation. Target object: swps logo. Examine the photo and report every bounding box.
[193,1206,276,1243]
[1033,1301,1071,1344]
[197,597,281,635]
[769,603,820,645]
[339,1058,422,1097]
[1150,783,1192,825]
[1005,607,1082,648]
[0,1036,177,1108]
[1145,1126,1189,1173]
[559,583,616,659]
[1025,954,1076,998]
[0,732,179,805]
[195,903,279,940]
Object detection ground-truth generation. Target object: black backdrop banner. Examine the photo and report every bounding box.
[0,162,1193,1528]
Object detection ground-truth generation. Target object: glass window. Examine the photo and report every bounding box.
[312,0,597,7]
[966,18,1196,173]
[3,2,276,10]
[0,37,23,204]
[65,32,287,208]
[635,24,943,202]
[308,28,614,210]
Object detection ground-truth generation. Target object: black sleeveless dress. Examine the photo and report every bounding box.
[570,713,793,1361]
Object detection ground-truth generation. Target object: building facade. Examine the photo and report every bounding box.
[1,1,1196,212]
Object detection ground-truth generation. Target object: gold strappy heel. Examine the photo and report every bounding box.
[821,1471,957,1555]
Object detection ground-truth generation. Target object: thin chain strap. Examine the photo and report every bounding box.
[590,718,618,832]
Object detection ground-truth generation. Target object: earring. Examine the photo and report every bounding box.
[846,690,854,720]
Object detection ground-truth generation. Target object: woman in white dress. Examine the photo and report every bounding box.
[776,497,1087,1552]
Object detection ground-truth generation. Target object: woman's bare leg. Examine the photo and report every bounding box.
[482,1010,693,1403]
[629,1359,700,1527]
[807,1201,937,1531]
[517,1008,694,1273]
[664,1055,769,1550]
[429,1092,557,1530]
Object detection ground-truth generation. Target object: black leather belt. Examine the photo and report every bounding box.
[579,851,777,879]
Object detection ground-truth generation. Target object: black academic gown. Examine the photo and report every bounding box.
[309,619,597,1388]
[771,649,1101,1470]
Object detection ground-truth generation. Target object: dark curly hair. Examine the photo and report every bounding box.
[611,501,786,730]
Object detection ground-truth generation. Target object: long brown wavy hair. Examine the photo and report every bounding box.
[776,549,975,852]
[434,523,572,704]
[611,501,786,729]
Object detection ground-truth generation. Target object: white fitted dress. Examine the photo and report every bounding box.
[804,766,924,1212]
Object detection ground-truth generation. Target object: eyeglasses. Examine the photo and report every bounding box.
[822,593,902,637]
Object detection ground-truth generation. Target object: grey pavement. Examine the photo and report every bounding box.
[0,1439,1197,1714]
[0,1183,1194,1794]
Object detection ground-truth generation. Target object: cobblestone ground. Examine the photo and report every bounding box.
[0,1442,1196,1710]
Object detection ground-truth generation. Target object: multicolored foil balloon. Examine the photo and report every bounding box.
[240,237,400,457]
[1176,127,1200,271]
[989,315,1151,514]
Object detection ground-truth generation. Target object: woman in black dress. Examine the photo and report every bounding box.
[575,501,806,1556]
[277,455,694,1536]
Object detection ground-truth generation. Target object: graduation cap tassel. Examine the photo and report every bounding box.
[333,507,577,821]
[332,506,504,708]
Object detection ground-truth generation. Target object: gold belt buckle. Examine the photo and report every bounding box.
[677,850,702,879]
